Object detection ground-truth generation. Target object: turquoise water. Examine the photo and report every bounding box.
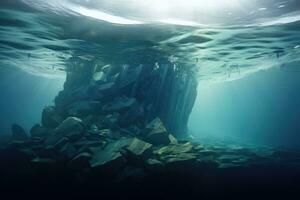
[1,0,300,147]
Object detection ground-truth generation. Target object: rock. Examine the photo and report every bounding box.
[44,117,84,145]
[102,113,120,129]
[125,138,152,164]
[89,138,132,175]
[197,149,218,156]
[54,137,69,150]
[76,146,94,155]
[194,144,205,151]
[27,137,43,146]
[145,159,165,173]
[98,129,117,139]
[88,124,99,134]
[41,106,62,128]
[55,85,90,112]
[82,115,97,127]
[31,157,57,168]
[90,150,125,175]
[153,142,193,156]
[93,71,106,82]
[217,155,248,163]
[153,142,198,172]
[67,101,91,116]
[69,152,92,170]
[168,134,178,144]
[38,145,57,158]
[67,101,101,117]
[30,124,48,138]
[120,126,142,137]
[73,138,104,149]
[54,117,84,141]
[164,153,198,172]
[101,64,113,74]
[44,132,63,146]
[145,118,170,145]
[92,82,116,101]
[11,124,28,141]
[60,143,77,160]
[119,103,144,127]
[103,96,137,113]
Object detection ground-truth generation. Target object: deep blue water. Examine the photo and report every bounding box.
[0,67,63,135]
[189,65,300,148]
[1,0,300,148]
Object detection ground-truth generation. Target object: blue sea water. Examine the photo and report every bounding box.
[1,0,300,148]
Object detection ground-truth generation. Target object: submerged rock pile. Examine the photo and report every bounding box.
[0,61,201,185]
[1,61,300,198]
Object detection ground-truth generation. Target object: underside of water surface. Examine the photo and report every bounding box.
[1,0,300,199]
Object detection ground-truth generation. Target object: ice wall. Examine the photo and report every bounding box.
[54,59,198,137]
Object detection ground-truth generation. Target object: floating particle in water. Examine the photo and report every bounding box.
[294,45,300,49]
[278,5,286,8]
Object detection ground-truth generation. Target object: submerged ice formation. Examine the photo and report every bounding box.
[54,59,198,137]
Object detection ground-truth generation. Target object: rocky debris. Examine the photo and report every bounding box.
[67,101,100,117]
[69,152,92,170]
[145,158,165,173]
[30,124,48,138]
[59,143,77,160]
[11,124,28,141]
[119,103,144,127]
[145,118,171,145]
[54,137,69,150]
[101,113,120,129]
[91,82,116,101]
[103,96,137,113]
[45,117,84,145]
[153,142,193,156]
[125,138,152,165]
[39,145,57,158]
[93,70,106,82]
[55,117,84,136]
[163,153,198,170]
[126,138,152,158]
[41,106,62,128]
[152,142,198,172]
[89,138,133,175]
[168,134,178,144]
